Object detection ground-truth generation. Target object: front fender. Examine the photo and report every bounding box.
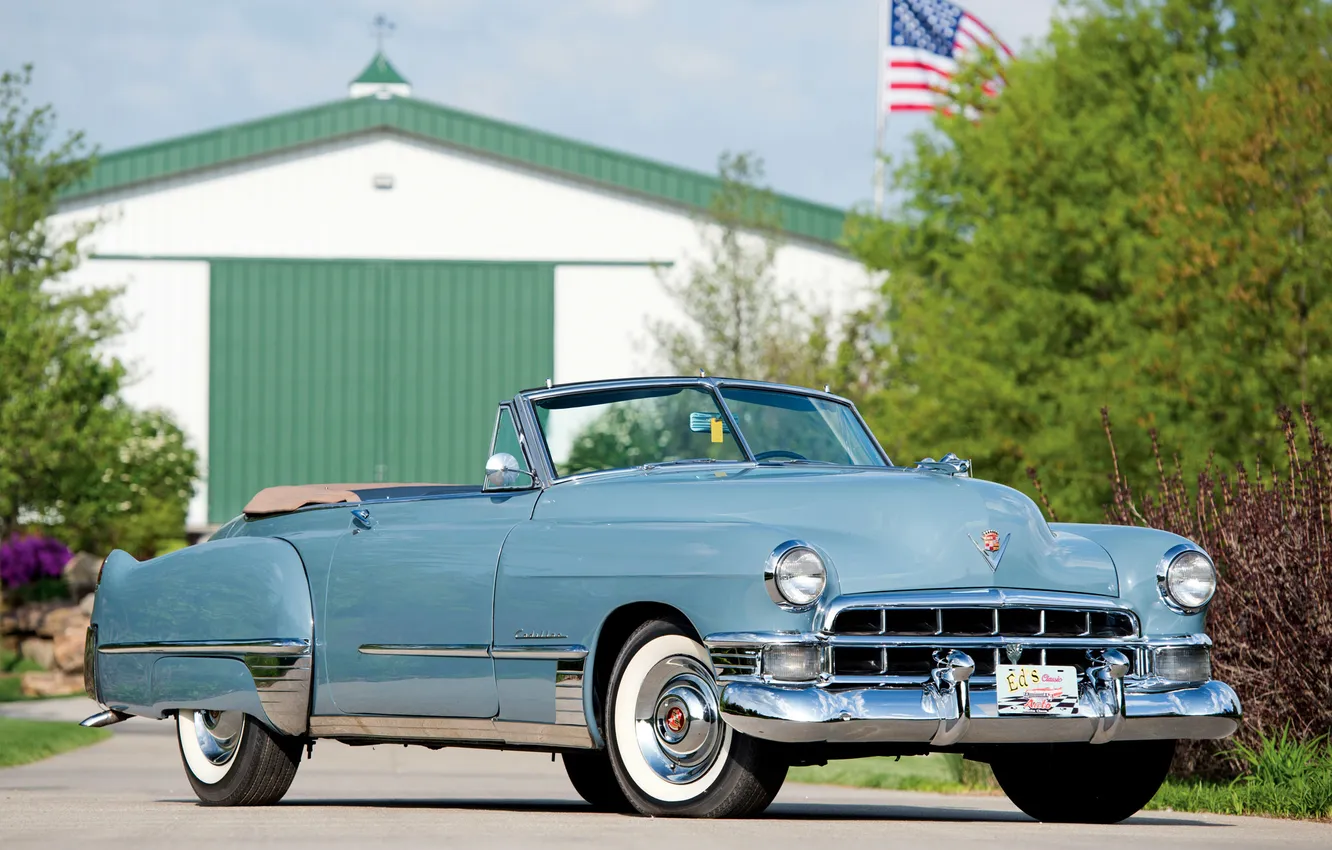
[89,537,314,735]
[1050,523,1205,636]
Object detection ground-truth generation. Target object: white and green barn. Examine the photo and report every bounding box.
[53,54,871,531]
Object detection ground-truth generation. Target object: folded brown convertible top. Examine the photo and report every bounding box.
[243,483,440,517]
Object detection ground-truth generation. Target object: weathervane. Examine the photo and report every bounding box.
[371,14,396,52]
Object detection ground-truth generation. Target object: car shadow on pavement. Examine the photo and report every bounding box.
[765,803,1218,827]
[164,798,1217,826]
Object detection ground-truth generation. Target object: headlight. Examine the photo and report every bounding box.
[1157,546,1217,613]
[765,541,827,610]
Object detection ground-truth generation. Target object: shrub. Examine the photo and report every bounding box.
[1097,405,1332,778]
[0,534,71,589]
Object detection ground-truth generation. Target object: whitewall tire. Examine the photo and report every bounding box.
[604,619,787,817]
[176,710,303,806]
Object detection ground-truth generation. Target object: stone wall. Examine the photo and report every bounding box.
[0,594,93,697]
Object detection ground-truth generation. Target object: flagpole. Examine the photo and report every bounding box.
[873,0,888,216]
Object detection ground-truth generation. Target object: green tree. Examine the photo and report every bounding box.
[846,0,1332,519]
[0,65,198,560]
[651,152,840,387]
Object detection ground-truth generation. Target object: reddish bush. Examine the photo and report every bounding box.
[1094,405,1332,778]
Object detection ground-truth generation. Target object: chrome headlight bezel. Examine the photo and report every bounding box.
[1156,544,1217,614]
[764,540,827,611]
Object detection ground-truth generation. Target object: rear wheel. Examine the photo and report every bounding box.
[176,710,302,806]
[604,619,787,818]
[990,739,1175,823]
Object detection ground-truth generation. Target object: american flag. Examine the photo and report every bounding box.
[882,0,1013,114]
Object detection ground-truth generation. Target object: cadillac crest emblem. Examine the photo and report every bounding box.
[969,528,1011,571]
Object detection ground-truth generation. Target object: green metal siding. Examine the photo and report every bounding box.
[208,260,555,523]
[62,96,847,247]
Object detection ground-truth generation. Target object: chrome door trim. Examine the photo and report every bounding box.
[490,645,588,660]
[97,638,311,655]
[358,644,491,658]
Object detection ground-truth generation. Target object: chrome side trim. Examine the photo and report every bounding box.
[358,644,490,658]
[83,625,99,703]
[97,639,311,655]
[490,645,587,660]
[98,638,312,737]
[248,653,313,737]
[307,716,594,749]
[555,657,585,727]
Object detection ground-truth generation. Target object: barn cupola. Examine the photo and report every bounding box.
[348,52,412,99]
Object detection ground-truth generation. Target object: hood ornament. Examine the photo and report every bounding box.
[969,528,1010,572]
[914,452,971,477]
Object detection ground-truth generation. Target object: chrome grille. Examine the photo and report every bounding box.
[830,644,1142,679]
[827,601,1141,683]
[830,605,1138,639]
[709,646,761,678]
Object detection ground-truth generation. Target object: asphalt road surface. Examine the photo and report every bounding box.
[2,698,1328,849]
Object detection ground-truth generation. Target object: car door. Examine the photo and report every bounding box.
[322,407,539,717]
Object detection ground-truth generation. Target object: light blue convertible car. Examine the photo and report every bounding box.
[82,377,1240,820]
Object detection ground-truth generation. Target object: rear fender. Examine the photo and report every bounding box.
[88,537,314,736]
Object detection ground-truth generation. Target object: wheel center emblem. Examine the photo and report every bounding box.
[665,706,686,733]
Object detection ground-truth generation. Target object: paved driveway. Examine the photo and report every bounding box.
[2,698,1328,849]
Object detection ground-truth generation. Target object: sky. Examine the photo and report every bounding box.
[1,0,1061,210]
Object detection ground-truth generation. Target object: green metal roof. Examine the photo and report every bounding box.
[60,96,847,247]
[352,52,410,86]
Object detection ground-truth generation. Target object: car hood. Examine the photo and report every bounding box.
[536,465,1119,597]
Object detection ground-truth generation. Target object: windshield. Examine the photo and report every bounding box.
[535,386,746,478]
[718,387,885,466]
[531,383,886,477]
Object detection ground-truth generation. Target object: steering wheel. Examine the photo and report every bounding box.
[754,450,808,462]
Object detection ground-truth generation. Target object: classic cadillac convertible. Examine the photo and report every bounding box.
[81,377,1240,820]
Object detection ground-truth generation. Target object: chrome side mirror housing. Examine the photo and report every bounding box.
[484,452,535,490]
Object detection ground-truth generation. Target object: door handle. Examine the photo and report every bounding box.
[350,508,372,531]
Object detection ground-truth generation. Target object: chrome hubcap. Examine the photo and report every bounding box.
[634,656,725,784]
[193,710,244,766]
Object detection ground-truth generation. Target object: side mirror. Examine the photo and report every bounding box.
[484,452,536,490]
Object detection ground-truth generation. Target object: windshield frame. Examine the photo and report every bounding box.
[514,377,892,486]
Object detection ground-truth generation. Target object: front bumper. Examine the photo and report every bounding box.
[718,678,1241,745]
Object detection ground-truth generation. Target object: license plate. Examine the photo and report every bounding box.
[996,664,1079,716]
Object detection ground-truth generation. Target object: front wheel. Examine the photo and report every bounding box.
[604,619,787,817]
[176,710,303,806]
[990,739,1175,823]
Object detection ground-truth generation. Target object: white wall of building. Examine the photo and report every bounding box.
[58,259,212,527]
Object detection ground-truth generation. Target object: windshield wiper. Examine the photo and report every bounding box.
[641,457,724,469]
[761,458,837,465]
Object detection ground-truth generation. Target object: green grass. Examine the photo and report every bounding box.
[0,646,48,703]
[788,754,995,793]
[0,716,110,768]
[1147,732,1332,820]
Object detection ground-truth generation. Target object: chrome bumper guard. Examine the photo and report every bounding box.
[711,642,1241,746]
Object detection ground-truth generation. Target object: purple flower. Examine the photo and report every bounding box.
[0,534,72,588]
